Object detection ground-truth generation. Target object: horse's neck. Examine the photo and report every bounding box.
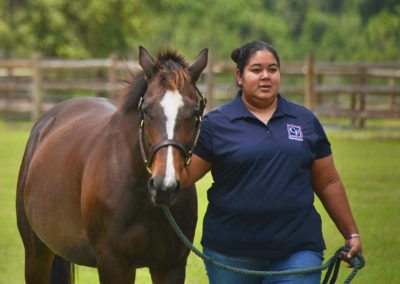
[110,111,148,180]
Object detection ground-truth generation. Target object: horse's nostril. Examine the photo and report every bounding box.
[174,180,181,192]
[149,176,181,206]
[149,175,164,190]
[149,176,181,199]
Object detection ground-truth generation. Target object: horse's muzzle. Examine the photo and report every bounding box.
[148,175,181,206]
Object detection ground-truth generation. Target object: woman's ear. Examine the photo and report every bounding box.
[236,69,242,86]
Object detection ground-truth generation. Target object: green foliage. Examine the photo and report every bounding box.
[298,9,363,61]
[358,0,400,24]
[360,9,400,60]
[0,0,399,61]
[0,0,148,58]
[137,0,264,59]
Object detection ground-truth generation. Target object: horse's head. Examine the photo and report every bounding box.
[137,46,208,207]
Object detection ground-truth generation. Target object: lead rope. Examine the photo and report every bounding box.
[162,207,365,283]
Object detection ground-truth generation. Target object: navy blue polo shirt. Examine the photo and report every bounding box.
[194,92,332,258]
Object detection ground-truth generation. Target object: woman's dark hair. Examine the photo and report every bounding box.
[231,41,280,76]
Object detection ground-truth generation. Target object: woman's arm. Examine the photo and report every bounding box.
[180,154,212,188]
[311,154,362,266]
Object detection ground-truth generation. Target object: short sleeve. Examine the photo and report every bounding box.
[313,116,332,159]
[193,114,214,162]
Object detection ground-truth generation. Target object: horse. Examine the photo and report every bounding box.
[16,46,208,284]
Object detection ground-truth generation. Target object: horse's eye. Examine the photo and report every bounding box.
[192,108,201,117]
[142,108,152,119]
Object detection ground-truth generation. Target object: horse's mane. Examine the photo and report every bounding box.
[118,71,147,112]
[119,49,189,112]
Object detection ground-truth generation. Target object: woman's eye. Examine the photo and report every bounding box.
[269,68,278,73]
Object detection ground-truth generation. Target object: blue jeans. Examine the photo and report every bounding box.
[203,247,324,284]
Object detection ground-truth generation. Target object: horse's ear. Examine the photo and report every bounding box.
[188,48,208,82]
[138,46,156,79]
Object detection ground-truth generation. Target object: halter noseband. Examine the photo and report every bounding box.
[138,87,206,174]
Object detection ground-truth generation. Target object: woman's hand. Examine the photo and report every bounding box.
[340,236,362,268]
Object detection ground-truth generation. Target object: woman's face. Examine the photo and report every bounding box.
[236,49,280,107]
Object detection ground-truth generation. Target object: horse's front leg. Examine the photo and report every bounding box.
[96,247,136,284]
[149,259,187,284]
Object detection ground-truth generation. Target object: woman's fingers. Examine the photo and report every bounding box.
[340,237,362,268]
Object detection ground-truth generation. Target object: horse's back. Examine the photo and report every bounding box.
[18,97,117,266]
[38,97,117,133]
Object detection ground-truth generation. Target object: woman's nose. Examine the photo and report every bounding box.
[260,69,269,79]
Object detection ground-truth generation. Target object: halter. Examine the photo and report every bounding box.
[138,87,206,174]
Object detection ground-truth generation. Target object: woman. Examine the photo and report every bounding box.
[181,41,362,283]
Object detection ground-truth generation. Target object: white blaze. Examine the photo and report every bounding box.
[160,90,184,189]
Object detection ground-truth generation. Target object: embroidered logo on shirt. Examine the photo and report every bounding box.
[287,124,303,141]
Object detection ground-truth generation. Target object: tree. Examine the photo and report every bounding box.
[358,0,400,24]
[0,0,150,58]
[359,9,400,61]
[0,0,399,61]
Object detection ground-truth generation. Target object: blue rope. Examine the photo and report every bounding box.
[163,207,365,283]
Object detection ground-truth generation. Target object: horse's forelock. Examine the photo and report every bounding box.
[156,49,190,91]
[156,49,188,68]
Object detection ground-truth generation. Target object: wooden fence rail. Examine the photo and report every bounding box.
[0,54,399,127]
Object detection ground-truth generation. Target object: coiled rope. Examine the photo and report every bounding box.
[163,207,365,283]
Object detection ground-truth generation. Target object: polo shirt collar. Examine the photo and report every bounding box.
[273,94,297,119]
[226,91,297,122]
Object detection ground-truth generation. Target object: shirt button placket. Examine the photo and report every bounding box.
[265,124,272,138]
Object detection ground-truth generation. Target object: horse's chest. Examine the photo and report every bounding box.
[119,219,184,268]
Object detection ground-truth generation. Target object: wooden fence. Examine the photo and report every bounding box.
[0,54,399,127]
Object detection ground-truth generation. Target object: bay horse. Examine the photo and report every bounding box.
[16,46,208,283]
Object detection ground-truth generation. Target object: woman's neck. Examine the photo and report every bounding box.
[241,94,278,125]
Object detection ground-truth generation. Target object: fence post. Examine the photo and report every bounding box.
[31,53,42,122]
[389,77,396,112]
[5,67,13,117]
[205,52,214,112]
[304,55,314,111]
[350,74,358,127]
[358,67,367,128]
[108,53,118,99]
[316,74,323,106]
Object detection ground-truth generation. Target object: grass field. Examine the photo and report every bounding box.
[1,121,399,283]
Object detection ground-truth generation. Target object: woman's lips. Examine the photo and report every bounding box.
[259,85,271,91]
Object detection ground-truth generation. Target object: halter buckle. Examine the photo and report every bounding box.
[137,97,144,110]
[185,156,191,166]
[144,161,152,174]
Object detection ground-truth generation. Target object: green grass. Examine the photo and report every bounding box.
[0,122,399,283]
[319,117,400,130]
